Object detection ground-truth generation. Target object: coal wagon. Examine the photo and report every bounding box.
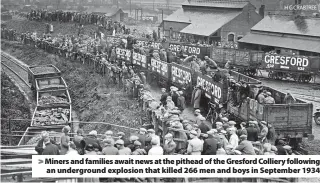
[35,76,71,108]
[260,53,320,83]
[210,46,264,76]
[28,64,61,90]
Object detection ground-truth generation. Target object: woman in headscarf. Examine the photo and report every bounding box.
[60,126,71,155]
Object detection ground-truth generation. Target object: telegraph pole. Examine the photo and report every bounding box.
[130,0,132,15]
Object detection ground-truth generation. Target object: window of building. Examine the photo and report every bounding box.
[227,33,235,42]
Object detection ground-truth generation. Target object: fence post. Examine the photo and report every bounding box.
[9,119,12,146]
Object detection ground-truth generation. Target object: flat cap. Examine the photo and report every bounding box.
[193,124,199,128]
[103,139,113,145]
[165,133,173,138]
[194,109,201,113]
[117,132,125,136]
[240,134,247,139]
[216,122,223,126]
[139,128,147,132]
[89,130,98,136]
[228,121,236,125]
[189,130,198,136]
[283,145,292,150]
[115,139,124,145]
[147,129,155,133]
[261,121,267,125]
[220,130,227,134]
[134,140,142,146]
[271,146,277,151]
[221,117,228,121]
[241,122,246,126]
[151,138,159,145]
[130,135,139,141]
[105,130,113,135]
[266,92,272,96]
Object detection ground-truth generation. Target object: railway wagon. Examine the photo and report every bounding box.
[210,46,264,76]
[35,76,71,107]
[18,126,64,146]
[31,104,72,127]
[167,42,211,59]
[227,86,313,148]
[261,54,320,83]
[28,64,61,90]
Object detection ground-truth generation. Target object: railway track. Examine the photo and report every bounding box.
[1,52,34,103]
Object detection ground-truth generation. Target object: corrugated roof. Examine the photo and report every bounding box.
[251,16,320,37]
[239,33,320,53]
[164,7,241,24]
[182,0,248,9]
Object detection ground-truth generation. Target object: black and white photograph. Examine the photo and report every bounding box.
[1,0,320,182]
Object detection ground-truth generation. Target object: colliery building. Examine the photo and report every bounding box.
[161,0,262,44]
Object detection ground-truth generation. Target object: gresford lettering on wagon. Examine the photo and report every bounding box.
[171,65,192,84]
[264,55,309,67]
[151,59,168,74]
[136,40,161,49]
[169,44,201,55]
[197,76,222,100]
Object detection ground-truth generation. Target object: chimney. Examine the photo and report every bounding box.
[259,5,265,18]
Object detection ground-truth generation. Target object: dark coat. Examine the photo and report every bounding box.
[199,122,210,134]
[160,93,168,106]
[202,136,219,155]
[42,143,60,155]
[276,145,287,155]
[35,139,56,155]
[246,126,259,142]
[137,134,146,148]
[236,140,256,155]
[84,135,102,151]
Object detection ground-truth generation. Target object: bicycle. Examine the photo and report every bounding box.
[205,102,219,125]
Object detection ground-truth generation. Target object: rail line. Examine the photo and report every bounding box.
[1,53,34,104]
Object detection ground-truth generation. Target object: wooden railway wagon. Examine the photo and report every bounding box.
[210,46,264,76]
[227,86,313,148]
[18,126,64,146]
[35,76,71,107]
[31,104,72,127]
[261,54,320,83]
[27,64,61,90]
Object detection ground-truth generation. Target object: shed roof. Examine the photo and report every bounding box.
[251,15,320,38]
[182,0,249,9]
[164,8,241,36]
[239,32,320,53]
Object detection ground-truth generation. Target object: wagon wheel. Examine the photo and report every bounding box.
[268,71,273,79]
[303,74,312,83]
[248,69,257,77]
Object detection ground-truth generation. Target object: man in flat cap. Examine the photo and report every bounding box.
[227,128,238,150]
[137,128,147,148]
[191,84,202,110]
[163,133,176,155]
[202,130,219,155]
[132,141,147,155]
[104,130,115,146]
[128,135,139,151]
[148,138,164,155]
[236,134,256,155]
[198,116,211,134]
[115,139,131,155]
[228,121,237,132]
[147,129,160,146]
[160,88,168,106]
[237,122,247,137]
[259,121,268,143]
[246,121,259,142]
[215,122,223,133]
[276,140,287,155]
[117,132,130,147]
[264,92,275,104]
[102,139,119,155]
[187,130,203,155]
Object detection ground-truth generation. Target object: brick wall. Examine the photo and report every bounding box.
[220,3,262,42]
